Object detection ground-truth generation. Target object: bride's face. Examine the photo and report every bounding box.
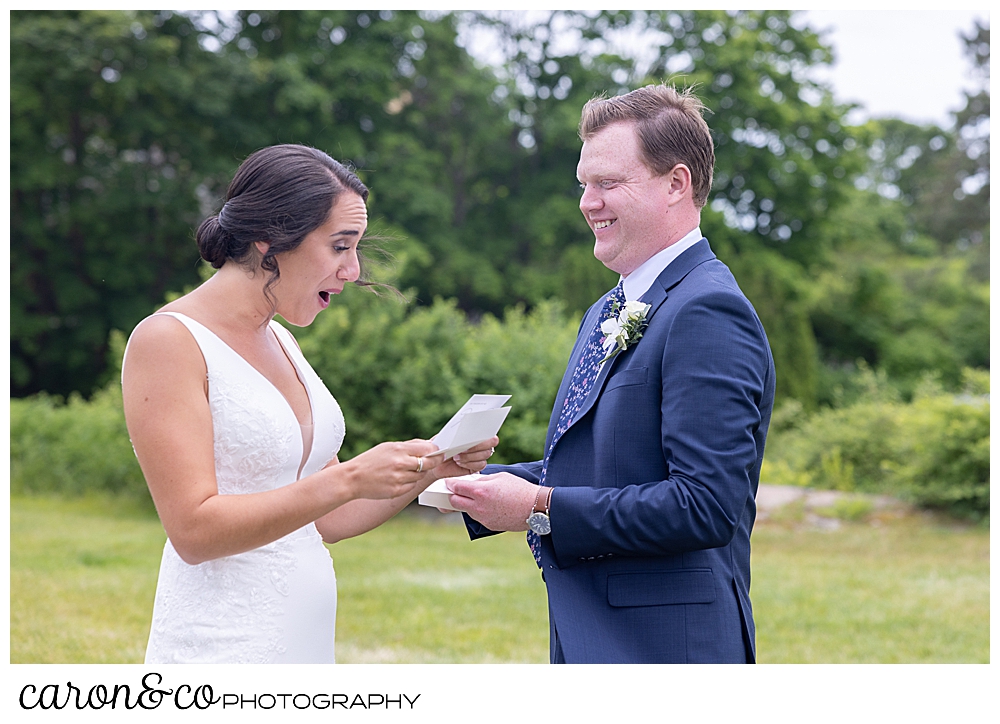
[268,192,368,326]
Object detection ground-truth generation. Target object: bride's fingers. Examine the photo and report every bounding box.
[366,442,439,483]
[452,437,499,465]
[455,452,491,473]
[380,440,441,476]
[399,439,441,457]
[464,437,498,455]
[453,450,495,466]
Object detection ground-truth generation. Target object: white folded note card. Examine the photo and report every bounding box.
[429,394,511,460]
[417,475,480,511]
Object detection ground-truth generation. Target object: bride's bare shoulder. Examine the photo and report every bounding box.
[129,311,192,344]
[123,312,206,383]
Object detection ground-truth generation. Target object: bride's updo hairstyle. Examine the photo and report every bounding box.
[196,144,376,313]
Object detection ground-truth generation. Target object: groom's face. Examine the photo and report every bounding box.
[576,122,674,276]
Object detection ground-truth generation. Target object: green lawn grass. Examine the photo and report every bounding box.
[332,507,548,663]
[10,495,165,664]
[752,517,990,663]
[9,495,989,663]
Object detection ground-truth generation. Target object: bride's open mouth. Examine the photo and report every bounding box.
[319,291,330,305]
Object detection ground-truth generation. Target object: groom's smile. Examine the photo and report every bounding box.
[577,121,676,276]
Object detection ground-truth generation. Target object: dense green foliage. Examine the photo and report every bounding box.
[809,191,989,403]
[292,286,579,463]
[9,331,148,502]
[764,369,990,520]
[9,296,578,505]
[12,10,988,405]
[10,11,988,518]
[11,311,987,520]
[10,384,146,501]
[11,11,233,395]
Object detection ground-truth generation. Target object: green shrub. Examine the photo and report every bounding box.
[893,395,990,521]
[294,288,578,464]
[456,301,578,463]
[18,285,986,524]
[773,401,901,493]
[10,385,150,504]
[10,293,579,500]
[759,458,814,489]
[764,368,989,521]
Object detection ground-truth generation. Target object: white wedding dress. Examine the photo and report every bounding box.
[133,312,345,664]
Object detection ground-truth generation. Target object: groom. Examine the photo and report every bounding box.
[448,84,775,663]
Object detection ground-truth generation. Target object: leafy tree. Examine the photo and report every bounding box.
[806,19,990,405]
[10,10,242,396]
[856,21,988,260]
[10,10,488,395]
[947,21,989,250]
[11,9,985,413]
[808,185,989,404]
[450,10,871,406]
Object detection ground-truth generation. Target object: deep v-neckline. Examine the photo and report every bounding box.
[158,313,317,470]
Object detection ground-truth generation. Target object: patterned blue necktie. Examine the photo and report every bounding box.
[528,282,626,566]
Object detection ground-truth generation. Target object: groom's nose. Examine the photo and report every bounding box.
[580,184,604,215]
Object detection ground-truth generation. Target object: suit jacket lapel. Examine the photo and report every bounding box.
[568,239,716,429]
[542,296,606,451]
[650,238,716,297]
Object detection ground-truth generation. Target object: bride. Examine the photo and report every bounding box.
[121,144,496,663]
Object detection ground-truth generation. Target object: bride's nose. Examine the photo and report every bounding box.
[338,249,360,282]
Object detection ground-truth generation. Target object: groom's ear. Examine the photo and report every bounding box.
[664,164,693,205]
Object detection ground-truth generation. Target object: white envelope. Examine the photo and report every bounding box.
[417,475,480,511]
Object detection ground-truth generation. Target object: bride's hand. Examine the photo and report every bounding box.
[430,437,499,479]
[346,439,443,500]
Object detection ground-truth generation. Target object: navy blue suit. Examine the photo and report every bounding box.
[468,239,775,663]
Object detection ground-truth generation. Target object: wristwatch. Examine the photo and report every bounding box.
[526,486,552,536]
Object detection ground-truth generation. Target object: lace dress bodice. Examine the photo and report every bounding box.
[131,312,345,663]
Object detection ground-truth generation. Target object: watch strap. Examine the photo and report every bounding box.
[533,486,551,515]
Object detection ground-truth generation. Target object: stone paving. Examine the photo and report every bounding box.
[755,483,910,529]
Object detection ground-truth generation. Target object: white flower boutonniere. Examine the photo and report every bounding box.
[600,299,652,363]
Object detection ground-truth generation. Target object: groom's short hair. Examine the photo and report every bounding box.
[579,84,715,208]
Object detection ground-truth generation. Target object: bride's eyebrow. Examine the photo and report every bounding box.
[330,229,362,238]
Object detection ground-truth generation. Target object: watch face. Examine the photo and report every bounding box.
[527,512,551,536]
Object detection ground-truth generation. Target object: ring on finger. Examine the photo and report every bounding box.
[416,457,424,473]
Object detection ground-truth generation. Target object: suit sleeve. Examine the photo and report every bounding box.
[548,288,771,566]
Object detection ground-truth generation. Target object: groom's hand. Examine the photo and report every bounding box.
[445,472,537,532]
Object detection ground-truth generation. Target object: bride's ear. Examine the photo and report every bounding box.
[254,240,270,258]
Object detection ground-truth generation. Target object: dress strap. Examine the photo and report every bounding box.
[145,312,233,374]
[122,312,210,382]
